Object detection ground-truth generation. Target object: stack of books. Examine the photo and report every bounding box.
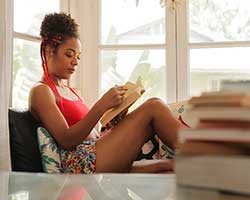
[175,88,250,196]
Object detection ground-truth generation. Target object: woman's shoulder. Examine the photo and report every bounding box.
[32,81,49,89]
[29,82,56,102]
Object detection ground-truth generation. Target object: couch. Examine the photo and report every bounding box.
[8,101,188,172]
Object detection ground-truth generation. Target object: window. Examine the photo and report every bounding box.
[99,0,175,105]
[189,0,250,97]
[21,0,250,107]
[98,0,250,103]
[12,0,61,109]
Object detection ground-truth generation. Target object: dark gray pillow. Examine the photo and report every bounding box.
[8,108,43,172]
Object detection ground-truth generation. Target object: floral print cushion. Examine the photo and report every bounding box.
[37,127,62,173]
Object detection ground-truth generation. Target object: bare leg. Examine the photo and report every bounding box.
[95,98,182,173]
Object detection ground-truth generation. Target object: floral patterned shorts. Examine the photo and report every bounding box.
[60,140,96,174]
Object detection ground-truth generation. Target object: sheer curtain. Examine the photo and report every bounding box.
[0,0,12,171]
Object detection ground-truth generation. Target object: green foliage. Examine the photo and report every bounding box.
[129,62,151,84]
[189,0,250,41]
[159,0,166,7]
[13,42,23,80]
[12,13,45,108]
[13,12,43,79]
[128,60,165,98]
[102,23,166,100]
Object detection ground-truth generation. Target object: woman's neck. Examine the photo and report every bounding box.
[41,75,65,88]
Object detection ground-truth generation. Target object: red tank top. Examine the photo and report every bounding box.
[57,88,90,127]
[42,81,89,127]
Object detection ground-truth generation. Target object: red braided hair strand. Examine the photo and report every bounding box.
[40,35,64,109]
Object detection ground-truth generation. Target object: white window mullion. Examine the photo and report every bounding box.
[190,41,250,49]
[176,0,189,101]
[13,32,40,43]
[0,0,13,172]
[166,5,177,103]
[70,0,100,107]
[60,0,70,13]
[100,44,166,50]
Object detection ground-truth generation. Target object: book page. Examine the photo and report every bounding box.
[100,78,145,127]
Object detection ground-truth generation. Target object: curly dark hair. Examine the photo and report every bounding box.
[40,12,79,43]
[39,13,80,90]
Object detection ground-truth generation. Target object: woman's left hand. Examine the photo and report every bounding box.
[97,85,127,112]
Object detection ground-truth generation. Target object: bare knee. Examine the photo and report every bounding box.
[141,98,173,119]
[144,97,166,110]
[147,97,162,103]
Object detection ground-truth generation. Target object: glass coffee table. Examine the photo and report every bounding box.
[1,171,249,200]
[3,171,176,200]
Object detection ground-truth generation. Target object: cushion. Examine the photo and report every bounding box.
[8,108,43,172]
[136,136,160,160]
[159,101,189,159]
[37,127,62,173]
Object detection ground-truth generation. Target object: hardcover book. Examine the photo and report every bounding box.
[188,91,250,107]
[187,106,250,121]
[176,155,250,195]
[178,128,250,143]
[100,78,145,127]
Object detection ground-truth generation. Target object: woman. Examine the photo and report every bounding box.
[29,12,184,174]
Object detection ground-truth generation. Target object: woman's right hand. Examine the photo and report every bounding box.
[97,85,127,112]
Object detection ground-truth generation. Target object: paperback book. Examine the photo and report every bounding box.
[100,78,145,127]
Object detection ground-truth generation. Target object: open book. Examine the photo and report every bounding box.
[100,78,145,127]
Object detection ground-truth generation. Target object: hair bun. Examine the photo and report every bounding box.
[40,12,79,40]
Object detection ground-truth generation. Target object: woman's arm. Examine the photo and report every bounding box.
[29,84,126,150]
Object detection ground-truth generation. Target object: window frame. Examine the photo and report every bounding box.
[11,0,250,108]
[10,0,69,107]
[179,0,250,99]
[72,0,178,107]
